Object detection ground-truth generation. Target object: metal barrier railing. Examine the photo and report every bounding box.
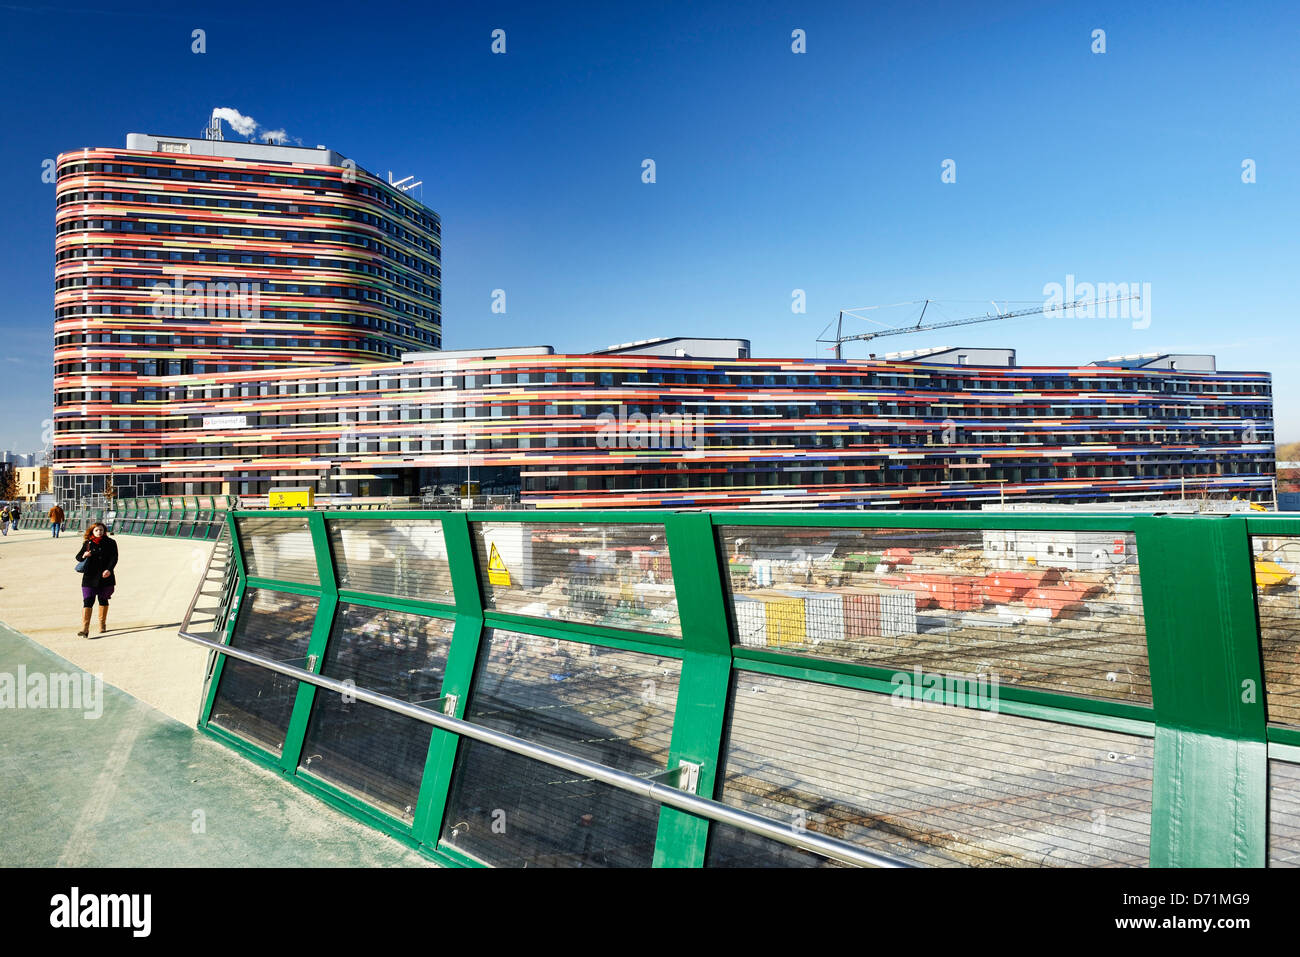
[178,627,905,869]
[191,507,1300,869]
[52,495,236,539]
[3,498,232,537]
[181,523,239,727]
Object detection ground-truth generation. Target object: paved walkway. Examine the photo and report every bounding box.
[0,529,211,724]
[0,531,434,867]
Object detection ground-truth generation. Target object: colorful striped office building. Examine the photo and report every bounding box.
[51,135,1274,509]
[53,132,441,499]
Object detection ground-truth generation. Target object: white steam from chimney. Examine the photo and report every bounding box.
[210,107,296,146]
[211,107,258,137]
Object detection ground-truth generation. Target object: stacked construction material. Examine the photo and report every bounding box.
[841,553,884,573]
[1020,581,1098,619]
[635,551,674,581]
[880,573,984,611]
[978,567,1063,604]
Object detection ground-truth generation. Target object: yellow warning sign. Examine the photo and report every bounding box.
[487,543,511,587]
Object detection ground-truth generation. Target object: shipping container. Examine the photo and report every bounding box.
[840,587,918,638]
[746,591,807,648]
[777,589,845,645]
[733,594,767,648]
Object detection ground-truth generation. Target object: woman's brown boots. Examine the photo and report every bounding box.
[77,606,107,637]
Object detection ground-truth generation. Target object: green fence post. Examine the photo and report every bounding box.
[1137,514,1267,867]
[277,512,338,774]
[411,512,485,850]
[652,512,734,868]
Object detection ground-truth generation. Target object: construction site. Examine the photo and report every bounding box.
[721,525,1149,703]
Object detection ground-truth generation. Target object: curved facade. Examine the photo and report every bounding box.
[53,135,441,498]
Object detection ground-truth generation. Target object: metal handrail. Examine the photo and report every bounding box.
[178,628,912,869]
[179,523,231,639]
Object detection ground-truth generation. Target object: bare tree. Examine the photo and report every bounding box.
[0,465,18,502]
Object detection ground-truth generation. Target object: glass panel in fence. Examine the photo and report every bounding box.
[718,526,1149,704]
[328,519,453,604]
[1250,536,1300,728]
[299,604,456,820]
[472,522,680,636]
[1270,759,1300,868]
[441,628,681,866]
[236,515,319,585]
[706,671,1153,868]
[209,588,319,754]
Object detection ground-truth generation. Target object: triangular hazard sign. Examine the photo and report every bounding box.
[487,543,511,586]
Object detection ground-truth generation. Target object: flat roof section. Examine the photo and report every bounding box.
[125,133,346,168]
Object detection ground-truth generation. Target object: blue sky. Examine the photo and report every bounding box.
[1,0,1296,452]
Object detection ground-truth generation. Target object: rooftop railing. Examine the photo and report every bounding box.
[183,508,1300,868]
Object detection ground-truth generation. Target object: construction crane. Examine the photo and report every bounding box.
[818,294,1141,359]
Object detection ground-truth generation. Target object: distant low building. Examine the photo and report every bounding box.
[17,466,51,502]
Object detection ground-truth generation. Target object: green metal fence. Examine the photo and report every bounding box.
[12,507,49,531]
[189,509,1300,868]
[25,496,237,538]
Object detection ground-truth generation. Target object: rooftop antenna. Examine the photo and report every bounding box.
[388,171,423,193]
[204,114,225,141]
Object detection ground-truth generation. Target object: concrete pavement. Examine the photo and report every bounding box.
[0,528,211,724]
[0,529,436,867]
[0,621,433,867]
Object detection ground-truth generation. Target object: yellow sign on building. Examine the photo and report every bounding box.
[268,487,315,509]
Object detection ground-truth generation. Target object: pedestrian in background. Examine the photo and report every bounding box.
[0,504,10,536]
[76,522,118,638]
[49,502,65,538]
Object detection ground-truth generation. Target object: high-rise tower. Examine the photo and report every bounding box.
[52,133,441,498]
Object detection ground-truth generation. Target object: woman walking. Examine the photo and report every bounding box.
[76,522,119,637]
